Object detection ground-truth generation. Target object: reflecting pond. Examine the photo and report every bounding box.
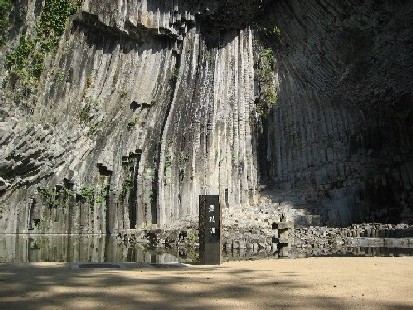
[1,235,413,263]
[0,235,181,263]
[291,246,413,258]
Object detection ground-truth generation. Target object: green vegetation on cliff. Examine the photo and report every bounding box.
[0,0,12,45]
[256,48,278,117]
[5,0,81,86]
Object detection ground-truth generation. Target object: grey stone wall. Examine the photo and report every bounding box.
[0,0,412,235]
[0,0,259,234]
[259,0,413,226]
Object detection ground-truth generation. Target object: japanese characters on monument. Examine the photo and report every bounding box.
[199,195,221,265]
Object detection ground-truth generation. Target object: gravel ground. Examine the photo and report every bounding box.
[0,257,412,309]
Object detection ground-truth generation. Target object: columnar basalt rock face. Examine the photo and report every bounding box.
[0,0,260,234]
[157,28,258,227]
[0,0,412,235]
[259,0,413,226]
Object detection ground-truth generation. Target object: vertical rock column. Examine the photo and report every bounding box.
[157,29,258,227]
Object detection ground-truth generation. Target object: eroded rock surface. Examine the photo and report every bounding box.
[0,0,412,235]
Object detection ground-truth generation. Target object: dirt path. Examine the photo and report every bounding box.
[1,257,412,309]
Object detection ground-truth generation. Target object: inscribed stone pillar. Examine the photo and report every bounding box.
[199,195,222,265]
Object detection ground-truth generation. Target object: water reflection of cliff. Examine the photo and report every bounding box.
[0,235,179,263]
[1,234,413,263]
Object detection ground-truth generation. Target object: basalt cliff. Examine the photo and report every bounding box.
[0,0,412,236]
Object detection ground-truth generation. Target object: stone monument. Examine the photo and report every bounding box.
[199,195,222,265]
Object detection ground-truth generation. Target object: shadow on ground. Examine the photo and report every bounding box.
[0,263,411,309]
